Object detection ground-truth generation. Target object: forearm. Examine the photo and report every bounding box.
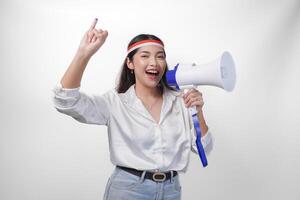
[197,110,209,137]
[60,51,91,88]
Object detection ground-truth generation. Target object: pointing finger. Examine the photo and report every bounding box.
[89,18,98,31]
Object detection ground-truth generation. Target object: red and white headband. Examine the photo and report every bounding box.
[127,39,164,55]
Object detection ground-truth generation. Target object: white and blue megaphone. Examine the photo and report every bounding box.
[166,51,236,167]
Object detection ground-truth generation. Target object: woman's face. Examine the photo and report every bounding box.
[127,45,166,89]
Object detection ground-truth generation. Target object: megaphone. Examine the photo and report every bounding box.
[166,51,236,168]
[166,51,236,91]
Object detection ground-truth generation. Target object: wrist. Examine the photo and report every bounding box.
[75,49,92,61]
[196,105,203,113]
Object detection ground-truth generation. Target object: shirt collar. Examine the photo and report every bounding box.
[119,84,180,123]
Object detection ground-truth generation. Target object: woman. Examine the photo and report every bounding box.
[53,18,213,200]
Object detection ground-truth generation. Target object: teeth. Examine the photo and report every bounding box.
[146,69,158,73]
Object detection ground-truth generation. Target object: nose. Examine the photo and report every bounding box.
[149,56,158,66]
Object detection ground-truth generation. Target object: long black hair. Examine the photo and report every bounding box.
[116,34,174,93]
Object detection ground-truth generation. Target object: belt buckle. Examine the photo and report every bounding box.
[152,172,166,182]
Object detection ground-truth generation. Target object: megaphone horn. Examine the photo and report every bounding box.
[166,51,236,92]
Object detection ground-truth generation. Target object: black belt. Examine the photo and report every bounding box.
[117,166,178,182]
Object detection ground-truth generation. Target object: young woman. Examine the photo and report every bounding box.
[53,18,213,200]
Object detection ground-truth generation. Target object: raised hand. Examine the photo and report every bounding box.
[77,18,108,58]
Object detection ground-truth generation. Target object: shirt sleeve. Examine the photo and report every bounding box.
[188,113,214,155]
[190,128,214,155]
[52,83,110,125]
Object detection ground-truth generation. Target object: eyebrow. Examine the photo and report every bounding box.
[139,51,165,54]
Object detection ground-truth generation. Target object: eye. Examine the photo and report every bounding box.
[157,54,165,59]
[141,54,149,58]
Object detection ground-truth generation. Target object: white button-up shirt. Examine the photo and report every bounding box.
[52,84,213,172]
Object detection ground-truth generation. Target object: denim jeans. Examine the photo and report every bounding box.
[103,166,182,200]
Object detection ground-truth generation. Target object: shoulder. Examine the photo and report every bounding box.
[101,87,134,106]
[96,88,120,104]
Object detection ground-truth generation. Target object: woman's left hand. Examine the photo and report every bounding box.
[183,88,204,112]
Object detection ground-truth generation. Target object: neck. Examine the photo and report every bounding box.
[134,83,162,99]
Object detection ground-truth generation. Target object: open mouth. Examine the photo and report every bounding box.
[145,69,159,76]
[145,69,159,80]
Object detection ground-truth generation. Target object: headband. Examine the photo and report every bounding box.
[127,39,164,55]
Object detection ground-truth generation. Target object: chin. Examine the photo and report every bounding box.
[144,81,160,88]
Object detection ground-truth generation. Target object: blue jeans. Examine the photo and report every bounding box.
[103,166,182,200]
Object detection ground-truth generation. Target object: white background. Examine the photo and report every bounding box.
[1,0,300,199]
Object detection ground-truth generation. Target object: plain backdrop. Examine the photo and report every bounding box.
[1,0,300,199]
